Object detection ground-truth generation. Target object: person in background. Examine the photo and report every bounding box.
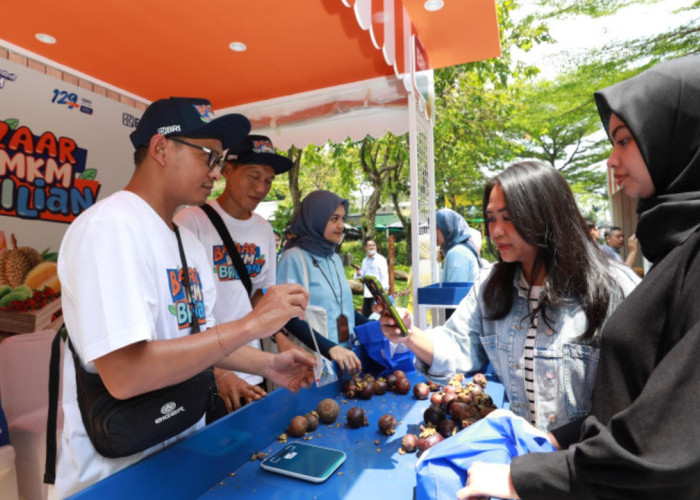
[175,134,301,414]
[602,225,639,268]
[52,98,314,498]
[377,160,640,433]
[459,55,700,500]
[274,230,282,261]
[353,238,389,317]
[586,219,601,243]
[277,190,362,373]
[436,208,481,319]
[436,208,481,283]
[278,191,360,350]
[601,226,624,261]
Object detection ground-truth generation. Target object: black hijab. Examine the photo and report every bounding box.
[594,56,700,263]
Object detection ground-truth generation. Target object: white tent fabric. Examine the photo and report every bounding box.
[221,75,410,150]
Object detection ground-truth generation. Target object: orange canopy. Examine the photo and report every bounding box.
[0,0,501,109]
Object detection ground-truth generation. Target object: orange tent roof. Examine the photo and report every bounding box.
[0,0,500,109]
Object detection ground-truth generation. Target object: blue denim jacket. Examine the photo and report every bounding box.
[417,262,640,431]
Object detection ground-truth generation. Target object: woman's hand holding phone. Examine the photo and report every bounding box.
[373,302,413,344]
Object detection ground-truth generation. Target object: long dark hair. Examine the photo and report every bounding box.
[482,160,616,340]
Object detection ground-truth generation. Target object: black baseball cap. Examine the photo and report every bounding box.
[226,135,293,174]
[130,97,250,150]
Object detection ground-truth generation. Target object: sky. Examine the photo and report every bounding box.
[515,0,695,78]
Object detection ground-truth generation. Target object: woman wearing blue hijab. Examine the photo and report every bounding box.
[436,208,481,283]
[277,190,361,372]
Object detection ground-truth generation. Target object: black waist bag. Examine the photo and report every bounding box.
[71,344,216,459]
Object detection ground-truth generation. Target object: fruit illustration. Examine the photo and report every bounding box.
[24,261,61,293]
[0,289,31,308]
[0,246,42,287]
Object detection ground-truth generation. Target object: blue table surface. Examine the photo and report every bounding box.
[69,367,505,500]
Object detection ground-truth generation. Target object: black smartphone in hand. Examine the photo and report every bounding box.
[362,276,409,336]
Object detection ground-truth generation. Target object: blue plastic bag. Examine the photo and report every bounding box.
[415,413,556,500]
[354,320,415,377]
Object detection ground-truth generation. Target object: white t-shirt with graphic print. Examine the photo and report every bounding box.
[52,190,216,499]
[174,200,277,385]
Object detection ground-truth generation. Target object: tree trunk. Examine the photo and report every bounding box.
[285,146,303,213]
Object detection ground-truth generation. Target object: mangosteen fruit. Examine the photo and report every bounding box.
[393,369,406,380]
[287,415,308,437]
[417,432,443,452]
[378,414,397,435]
[304,412,319,432]
[479,405,497,418]
[430,391,443,407]
[472,372,488,388]
[437,418,457,438]
[394,377,411,395]
[413,382,430,400]
[461,416,479,428]
[344,383,359,399]
[449,401,470,420]
[423,404,446,427]
[373,378,388,395]
[427,381,441,392]
[317,398,340,424]
[359,384,375,400]
[401,433,419,453]
[385,373,398,390]
[346,407,368,428]
[440,392,458,412]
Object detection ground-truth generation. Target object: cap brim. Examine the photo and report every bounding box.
[228,151,293,175]
[188,113,251,150]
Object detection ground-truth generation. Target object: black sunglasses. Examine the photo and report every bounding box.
[168,137,225,171]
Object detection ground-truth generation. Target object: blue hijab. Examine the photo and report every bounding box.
[286,190,349,258]
[436,208,473,256]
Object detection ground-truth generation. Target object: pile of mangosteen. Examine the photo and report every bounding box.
[341,369,411,400]
[281,371,496,458]
[399,372,496,454]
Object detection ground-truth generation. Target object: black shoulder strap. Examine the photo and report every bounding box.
[44,326,64,484]
[199,204,253,297]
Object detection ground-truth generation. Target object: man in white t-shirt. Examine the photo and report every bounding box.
[353,239,389,317]
[52,99,314,499]
[175,135,299,414]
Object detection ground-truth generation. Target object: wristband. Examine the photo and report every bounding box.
[215,324,230,357]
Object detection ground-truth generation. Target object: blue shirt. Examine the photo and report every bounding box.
[442,244,479,283]
[600,244,623,262]
[277,247,355,344]
[417,262,640,431]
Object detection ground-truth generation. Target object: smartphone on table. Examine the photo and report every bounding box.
[260,442,346,483]
[362,275,409,336]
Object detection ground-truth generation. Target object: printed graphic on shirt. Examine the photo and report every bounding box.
[166,266,206,330]
[211,242,266,281]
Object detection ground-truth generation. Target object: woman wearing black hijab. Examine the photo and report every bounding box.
[459,55,700,499]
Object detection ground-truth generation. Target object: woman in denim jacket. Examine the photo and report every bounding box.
[378,161,640,431]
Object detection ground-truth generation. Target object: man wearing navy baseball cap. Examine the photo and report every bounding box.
[52,101,315,498]
[175,134,361,418]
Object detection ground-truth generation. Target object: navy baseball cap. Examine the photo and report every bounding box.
[129,97,251,150]
[226,135,293,174]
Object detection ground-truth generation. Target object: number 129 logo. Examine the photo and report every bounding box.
[51,89,79,109]
[51,89,93,114]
